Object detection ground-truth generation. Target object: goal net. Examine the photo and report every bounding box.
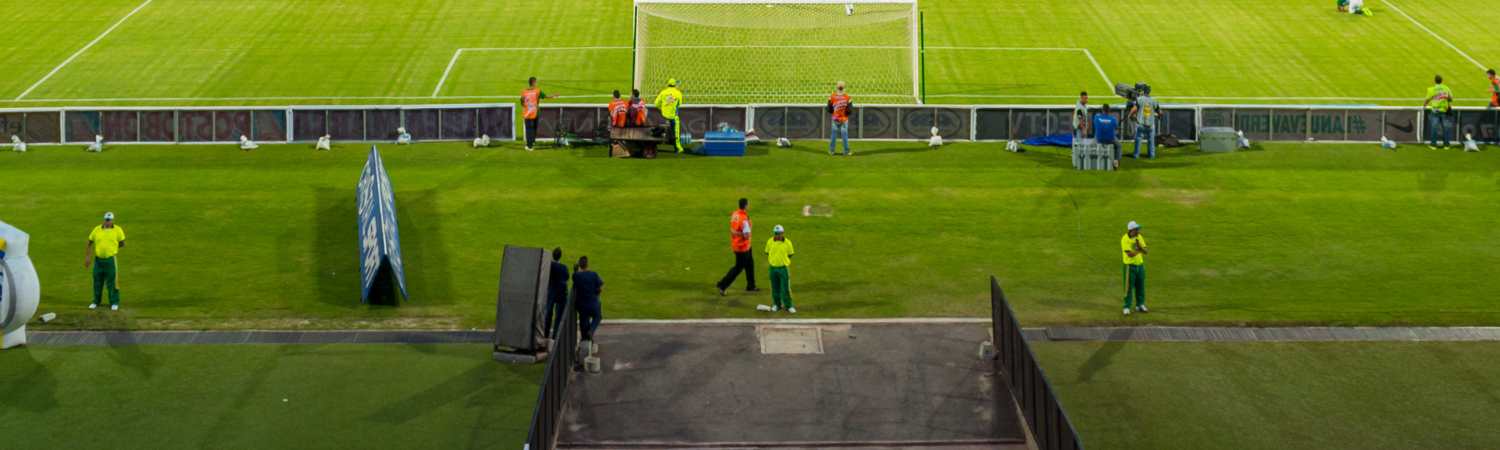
[633,0,920,104]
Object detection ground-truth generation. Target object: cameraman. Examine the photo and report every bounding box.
[1128,83,1160,159]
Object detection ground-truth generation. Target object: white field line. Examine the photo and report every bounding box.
[1383,0,1486,71]
[607,318,992,325]
[430,46,634,98]
[1081,49,1113,88]
[15,0,154,100]
[9,95,514,103]
[431,49,465,97]
[924,46,1114,91]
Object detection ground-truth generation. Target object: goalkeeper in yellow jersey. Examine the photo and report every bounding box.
[655,79,685,153]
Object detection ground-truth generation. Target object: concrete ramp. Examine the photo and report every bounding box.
[559,323,1027,449]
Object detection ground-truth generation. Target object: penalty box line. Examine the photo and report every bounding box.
[16,0,155,100]
[431,45,1116,99]
[923,46,1115,96]
[432,46,633,98]
[1383,0,1487,71]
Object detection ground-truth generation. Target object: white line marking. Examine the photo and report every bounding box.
[925,46,1114,91]
[10,95,513,103]
[431,49,464,98]
[11,94,1490,104]
[607,318,992,325]
[1383,0,1486,70]
[1082,48,1113,88]
[16,0,154,100]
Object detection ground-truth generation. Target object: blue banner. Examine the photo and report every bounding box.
[357,146,408,303]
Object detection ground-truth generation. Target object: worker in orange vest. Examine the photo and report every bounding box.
[608,90,629,128]
[827,81,853,156]
[521,76,549,151]
[716,198,758,296]
[629,89,648,127]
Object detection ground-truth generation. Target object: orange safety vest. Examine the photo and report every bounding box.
[521,87,543,120]
[630,99,648,126]
[608,99,629,128]
[729,209,751,252]
[829,93,851,123]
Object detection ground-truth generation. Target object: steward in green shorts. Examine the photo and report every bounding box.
[1121,221,1148,316]
[86,212,126,311]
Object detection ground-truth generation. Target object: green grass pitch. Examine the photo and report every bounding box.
[0,344,541,449]
[6,141,1500,329]
[5,1,1500,449]
[5,0,1500,106]
[1034,342,1500,449]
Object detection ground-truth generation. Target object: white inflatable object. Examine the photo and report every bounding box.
[396,127,412,145]
[472,134,492,148]
[9,135,24,153]
[928,126,943,148]
[1463,133,1480,152]
[0,220,41,349]
[316,135,332,151]
[1380,137,1398,150]
[239,134,259,150]
[87,135,104,152]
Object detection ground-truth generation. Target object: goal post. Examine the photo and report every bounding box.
[633,0,921,104]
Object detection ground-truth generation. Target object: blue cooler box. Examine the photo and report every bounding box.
[699,130,746,156]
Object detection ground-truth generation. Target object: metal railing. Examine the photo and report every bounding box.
[990,276,1083,450]
[0,104,515,144]
[525,293,579,450]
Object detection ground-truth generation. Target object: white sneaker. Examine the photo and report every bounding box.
[1123,308,1131,316]
[771,305,780,312]
[110,305,119,311]
[755,304,774,312]
[88,303,98,310]
[1137,305,1149,313]
[787,307,796,314]
[525,147,534,152]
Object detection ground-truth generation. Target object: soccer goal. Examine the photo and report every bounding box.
[633,0,921,104]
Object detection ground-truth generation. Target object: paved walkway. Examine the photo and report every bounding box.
[23,324,1500,346]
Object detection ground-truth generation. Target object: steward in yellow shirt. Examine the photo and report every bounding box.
[654,79,685,153]
[764,225,795,313]
[1121,221,1147,316]
[86,212,126,310]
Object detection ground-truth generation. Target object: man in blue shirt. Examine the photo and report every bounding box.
[572,256,604,344]
[1094,104,1121,168]
[543,247,569,339]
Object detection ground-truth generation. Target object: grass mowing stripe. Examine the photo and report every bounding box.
[1034,341,1500,449]
[15,0,154,100]
[5,140,1500,329]
[1381,0,1487,70]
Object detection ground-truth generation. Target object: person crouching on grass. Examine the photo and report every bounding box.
[757,225,796,314]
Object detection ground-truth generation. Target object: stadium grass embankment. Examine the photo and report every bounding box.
[1035,341,1500,450]
[0,344,540,449]
[3,140,1498,330]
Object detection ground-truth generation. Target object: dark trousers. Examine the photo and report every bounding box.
[577,302,601,341]
[717,250,757,291]
[1426,112,1453,147]
[543,293,566,338]
[524,118,539,148]
[1123,264,1146,309]
[92,256,120,306]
